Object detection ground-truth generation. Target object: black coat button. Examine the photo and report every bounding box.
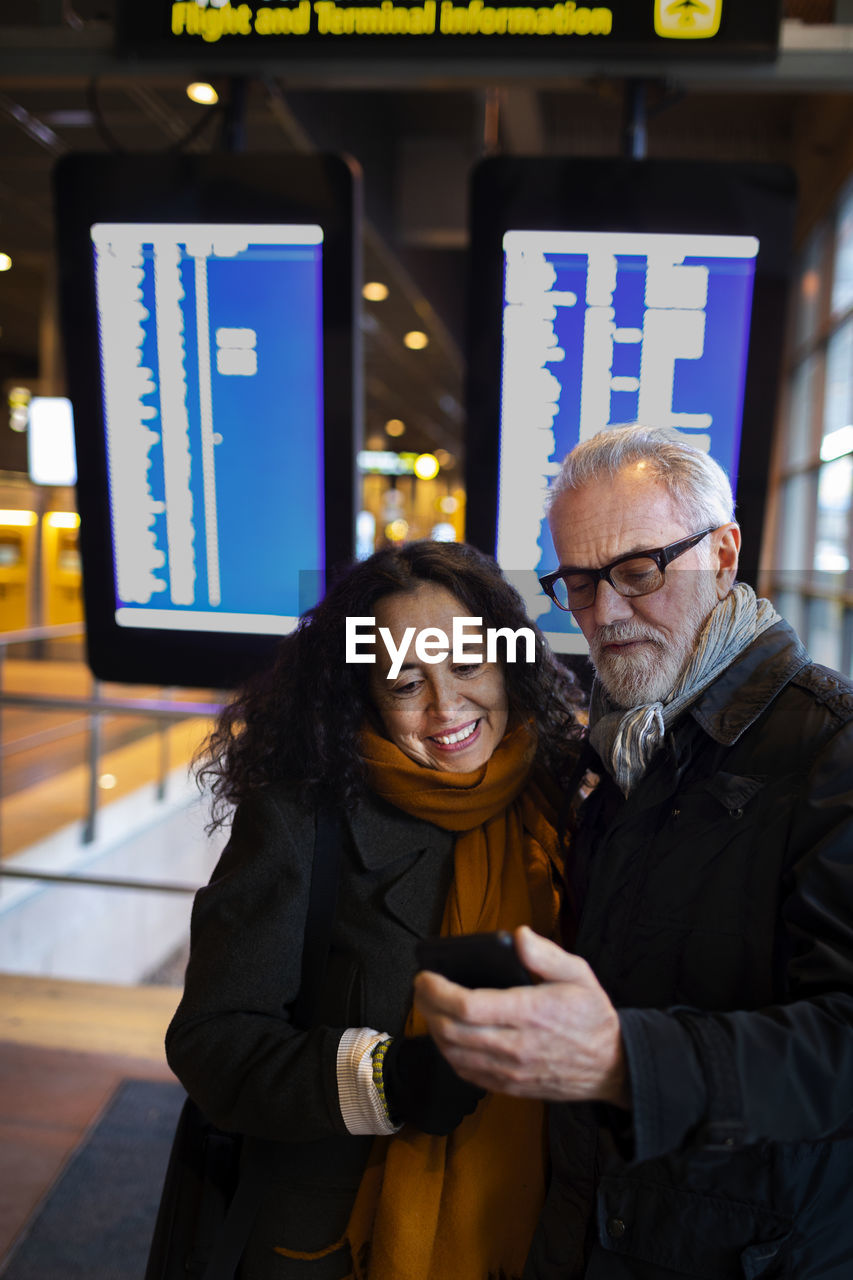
[606,1217,627,1239]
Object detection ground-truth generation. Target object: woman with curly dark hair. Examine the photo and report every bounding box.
[166,540,583,1280]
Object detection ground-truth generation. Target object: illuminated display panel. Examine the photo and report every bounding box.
[92,222,324,637]
[465,157,796,658]
[54,152,357,688]
[116,0,781,60]
[498,229,758,649]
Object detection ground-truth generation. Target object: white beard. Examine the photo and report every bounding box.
[590,575,720,709]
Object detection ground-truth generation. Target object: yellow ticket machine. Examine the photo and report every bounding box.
[0,510,37,632]
[42,512,83,626]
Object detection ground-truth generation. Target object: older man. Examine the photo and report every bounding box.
[415,425,853,1278]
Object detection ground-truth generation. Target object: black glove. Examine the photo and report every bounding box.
[381,1034,486,1135]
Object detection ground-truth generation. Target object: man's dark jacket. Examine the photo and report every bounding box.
[526,619,853,1280]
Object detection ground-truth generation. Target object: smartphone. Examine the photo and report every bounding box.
[415,930,532,989]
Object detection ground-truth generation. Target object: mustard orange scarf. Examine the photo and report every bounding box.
[347,720,565,1280]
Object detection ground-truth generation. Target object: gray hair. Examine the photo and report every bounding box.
[548,424,736,529]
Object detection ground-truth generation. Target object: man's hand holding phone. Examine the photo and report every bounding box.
[414,925,630,1108]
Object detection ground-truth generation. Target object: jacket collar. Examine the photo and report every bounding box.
[686,619,811,745]
[346,790,454,939]
[348,790,449,870]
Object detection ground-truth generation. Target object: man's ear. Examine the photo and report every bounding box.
[714,523,741,598]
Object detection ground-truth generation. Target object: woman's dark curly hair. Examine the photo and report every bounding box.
[198,540,585,827]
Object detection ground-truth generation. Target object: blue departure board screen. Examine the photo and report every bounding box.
[54,151,357,688]
[91,222,325,635]
[496,229,758,652]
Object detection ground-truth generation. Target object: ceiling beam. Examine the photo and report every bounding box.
[1,22,853,91]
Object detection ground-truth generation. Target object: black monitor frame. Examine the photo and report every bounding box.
[54,151,359,689]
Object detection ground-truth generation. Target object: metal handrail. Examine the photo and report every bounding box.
[0,866,198,894]
[0,692,223,719]
[0,621,85,646]
[0,621,224,865]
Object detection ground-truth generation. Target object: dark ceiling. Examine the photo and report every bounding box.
[0,0,852,478]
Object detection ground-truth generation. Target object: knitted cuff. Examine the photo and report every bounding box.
[336,1028,401,1136]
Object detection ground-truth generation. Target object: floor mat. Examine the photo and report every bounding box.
[1,1077,184,1280]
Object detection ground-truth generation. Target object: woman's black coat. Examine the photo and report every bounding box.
[166,785,455,1277]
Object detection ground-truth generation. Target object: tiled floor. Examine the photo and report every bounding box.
[0,975,181,1268]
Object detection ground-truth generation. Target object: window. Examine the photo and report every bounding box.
[765,175,853,676]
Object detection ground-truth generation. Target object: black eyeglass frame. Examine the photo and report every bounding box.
[539,527,718,613]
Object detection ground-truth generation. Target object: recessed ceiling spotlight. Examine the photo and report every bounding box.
[363,281,389,302]
[186,82,219,105]
[385,519,409,542]
[385,418,405,437]
[403,330,429,350]
[414,453,440,480]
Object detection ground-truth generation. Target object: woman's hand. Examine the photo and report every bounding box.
[382,1034,486,1134]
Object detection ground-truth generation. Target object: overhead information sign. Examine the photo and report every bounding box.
[92,222,325,638]
[497,228,758,650]
[53,151,358,688]
[117,0,781,59]
[464,157,797,658]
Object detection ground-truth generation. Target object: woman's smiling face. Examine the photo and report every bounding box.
[368,583,509,772]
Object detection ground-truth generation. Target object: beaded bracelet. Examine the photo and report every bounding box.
[370,1037,393,1123]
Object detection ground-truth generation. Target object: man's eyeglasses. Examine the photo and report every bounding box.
[539,528,717,613]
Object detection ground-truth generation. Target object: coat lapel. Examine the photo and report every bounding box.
[347,796,455,937]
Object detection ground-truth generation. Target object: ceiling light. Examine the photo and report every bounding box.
[431,522,457,543]
[0,253,12,272]
[0,510,37,526]
[403,330,429,350]
[186,82,219,105]
[363,281,389,302]
[385,418,405,437]
[414,453,440,480]
[385,519,409,542]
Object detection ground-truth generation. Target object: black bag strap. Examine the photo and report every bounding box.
[291,807,346,1030]
[201,805,347,1280]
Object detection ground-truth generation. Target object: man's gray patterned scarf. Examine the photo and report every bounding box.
[588,583,780,795]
